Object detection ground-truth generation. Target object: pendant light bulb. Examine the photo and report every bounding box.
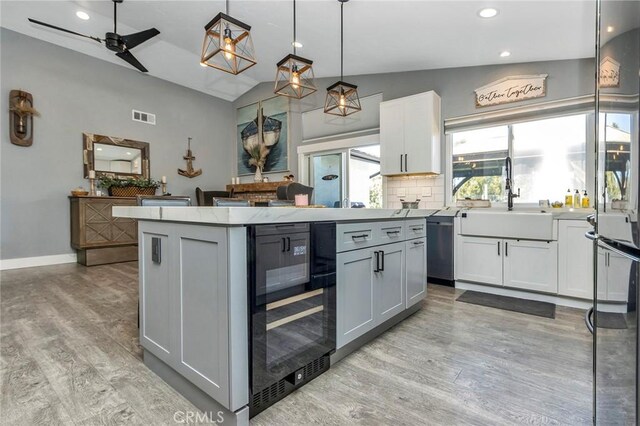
[223,26,234,61]
[291,65,300,89]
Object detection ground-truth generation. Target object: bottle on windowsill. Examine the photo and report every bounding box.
[565,188,573,208]
[574,189,581,209]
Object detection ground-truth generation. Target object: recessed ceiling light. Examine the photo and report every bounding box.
[478,8,498,18]
[292,41,303,48]
[76,11,90,20]
[500,51,511,57]
[607,25,615,33]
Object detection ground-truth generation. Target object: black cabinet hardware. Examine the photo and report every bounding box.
[287,236,291,252]
[351,234,369,240]
[151,237,161,264]
[404,154,408,172]
[497,241,500,256]
[505,242,508,257]
[400,155,403,172]
[380,250,385,271]
[374,251,380,272]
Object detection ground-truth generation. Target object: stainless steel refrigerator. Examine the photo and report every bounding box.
[587,1,640,423]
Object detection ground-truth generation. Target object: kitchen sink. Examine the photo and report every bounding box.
[459,210,555,240]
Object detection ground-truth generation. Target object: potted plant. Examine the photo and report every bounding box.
[98,176,159,197]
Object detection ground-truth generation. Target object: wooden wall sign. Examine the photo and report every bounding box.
[475,74,548,107]
[9,90,39,146]
[599,57,620,88]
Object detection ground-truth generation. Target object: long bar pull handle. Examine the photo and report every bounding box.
[373,251,380,273]
[380,250,385,272]
[351,234,369,240]
[400,155,403,172]
[505,242,508,257]
[287,236,291,252]
[405,154,408,172]
[584,307,594,334]
[281,237,286,252]
[498,241,500,256]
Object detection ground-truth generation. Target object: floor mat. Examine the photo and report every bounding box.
[596,311,628,329]
[456,290,556,319]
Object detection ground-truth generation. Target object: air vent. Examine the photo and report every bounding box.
[132,109,156,125]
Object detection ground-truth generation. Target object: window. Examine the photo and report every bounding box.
[600,112,632,202]
[452,126,508,202]
[451,113,588,204]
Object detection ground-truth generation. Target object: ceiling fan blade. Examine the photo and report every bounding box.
[121,28,160,50]
[28,18,102,43]
[116,50,148,73]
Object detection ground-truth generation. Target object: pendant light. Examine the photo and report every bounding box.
[200,0,257,75]
[324,0,361,116]
[274,0,317,98]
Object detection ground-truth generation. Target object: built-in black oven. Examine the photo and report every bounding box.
[247,222,336,417]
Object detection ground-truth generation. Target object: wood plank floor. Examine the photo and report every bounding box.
[1,262,592,425]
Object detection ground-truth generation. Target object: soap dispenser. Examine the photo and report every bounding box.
[581,190,590,208]
[574,189,581,208]
[565,189,573,208]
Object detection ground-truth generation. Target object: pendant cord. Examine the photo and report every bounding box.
[114,1,117,33]
[293,0,297,55]
[340,1,344,80]
[226,0,229,15]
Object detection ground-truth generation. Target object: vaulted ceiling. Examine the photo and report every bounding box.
[1,1,637,101]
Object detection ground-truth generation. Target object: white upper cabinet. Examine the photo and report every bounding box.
[379,91,441,176]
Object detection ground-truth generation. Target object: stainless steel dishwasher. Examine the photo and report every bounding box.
[426,215,454,286]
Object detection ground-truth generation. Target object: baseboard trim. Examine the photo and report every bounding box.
[455,281,628,313]
[0,253,77,270]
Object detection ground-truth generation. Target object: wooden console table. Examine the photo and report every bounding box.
[70,196,138,266]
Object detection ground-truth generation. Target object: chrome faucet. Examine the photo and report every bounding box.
[505,156,520,211]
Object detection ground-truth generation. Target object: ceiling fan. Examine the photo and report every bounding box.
[28,0,159,73]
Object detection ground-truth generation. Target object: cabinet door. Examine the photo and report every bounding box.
[503,240,558,293]
[379,100,405,176]
[402,92,441,174]
[456,236,503,285]
[139,224,174,365]
[406,238,427,308]
[174,224,230,407]
[376,242,406,323]
[336,249,376,348]
[558,221,594,299]
[607,252,632,302]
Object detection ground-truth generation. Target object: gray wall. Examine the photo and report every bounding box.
[234,57,595,181]
[1,29,235,260]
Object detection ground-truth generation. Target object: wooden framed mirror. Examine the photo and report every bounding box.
[83,133,150,179]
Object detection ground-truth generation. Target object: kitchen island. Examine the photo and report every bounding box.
[113,206,434,425]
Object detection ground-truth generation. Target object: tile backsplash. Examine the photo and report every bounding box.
[384,175,446,209]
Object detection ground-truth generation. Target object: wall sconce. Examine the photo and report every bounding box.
[9,90,39,147]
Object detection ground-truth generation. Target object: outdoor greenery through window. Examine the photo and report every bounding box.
[600,112,632,202]
[452,114,588,204]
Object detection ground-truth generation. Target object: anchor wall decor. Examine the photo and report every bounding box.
[9,90,39,147]
[178,137,202,178]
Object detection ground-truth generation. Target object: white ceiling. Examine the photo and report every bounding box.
[1,1,637,102]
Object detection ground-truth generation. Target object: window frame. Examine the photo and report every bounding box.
[445,107,596,208]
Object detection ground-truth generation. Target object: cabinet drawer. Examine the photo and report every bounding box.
[378,221,405,244]
[337,222,378,253]
[255,223,309,236]
[405,219,426,239]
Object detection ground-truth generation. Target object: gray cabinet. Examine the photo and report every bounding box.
[336,219,426,349]
[376,242,406,323]
[406,237,427,308]
[138,222,248,412]
[336,249,376,348]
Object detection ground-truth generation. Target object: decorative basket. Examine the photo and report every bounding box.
[109,186,157,197]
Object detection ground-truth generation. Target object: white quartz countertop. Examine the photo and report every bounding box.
[112,206,437,225]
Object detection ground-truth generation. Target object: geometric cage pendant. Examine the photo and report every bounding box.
[274,54,317,99]
[201,12,257,75]
[324,80,361,117]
